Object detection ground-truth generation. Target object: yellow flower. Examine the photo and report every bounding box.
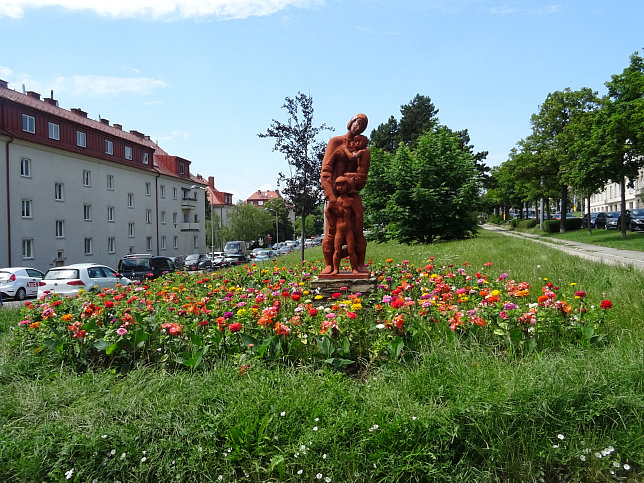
[314,295,323,300]
[570,282,576,286]
[491,290,500,297]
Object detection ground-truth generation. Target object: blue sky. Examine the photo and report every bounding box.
[1,0,642,202]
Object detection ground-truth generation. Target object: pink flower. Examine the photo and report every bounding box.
[116,327,127,336]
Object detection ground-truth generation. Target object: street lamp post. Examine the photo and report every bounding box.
[265,208,279,247]
[191,185,214,254]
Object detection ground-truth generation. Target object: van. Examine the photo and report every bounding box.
[224,241,247,256]
[117,255,175,280]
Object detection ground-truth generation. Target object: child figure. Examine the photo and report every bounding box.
[331,176,361,275]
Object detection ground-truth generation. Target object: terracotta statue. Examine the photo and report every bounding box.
[320,113,370,275]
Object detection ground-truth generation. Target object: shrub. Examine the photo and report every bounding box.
[518,219,538,229]
[544,220,560,233]
[565,217,583,231]
[488,214,504,225]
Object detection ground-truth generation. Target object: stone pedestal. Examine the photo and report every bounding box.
[310,273,378,299]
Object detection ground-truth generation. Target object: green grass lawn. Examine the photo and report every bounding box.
[0,230,642,482]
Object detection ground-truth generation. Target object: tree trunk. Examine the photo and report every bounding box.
[586,195,592,234]
[300,214,306,262]
[560,185,568,233]
[620,177,627,239]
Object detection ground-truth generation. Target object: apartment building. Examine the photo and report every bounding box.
[588,168,644,212]
[0,80,208,271]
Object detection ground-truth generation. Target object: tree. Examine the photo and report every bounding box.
[525,87,599,232]
[258,92,332,261]
[262,197,293,244]
[369,94,440,151]
[593,51,644,238]
[363,127,482,243]
[219,203,272,247]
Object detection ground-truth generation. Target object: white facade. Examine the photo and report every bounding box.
[588,168,644,212]
[0,84,207,272]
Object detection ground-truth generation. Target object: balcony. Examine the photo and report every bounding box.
[181,196,197,209]
[179,222,201,231]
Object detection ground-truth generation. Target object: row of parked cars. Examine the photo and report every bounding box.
[582,209,644,231]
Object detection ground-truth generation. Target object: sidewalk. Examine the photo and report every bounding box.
[481,224,644,271]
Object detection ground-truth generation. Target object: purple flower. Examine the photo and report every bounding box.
[504,302,518,310]
[224,311,234,319]
[382,295,392,304]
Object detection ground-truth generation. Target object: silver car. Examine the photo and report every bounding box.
[0,267,45,301]
[37,263,130,297]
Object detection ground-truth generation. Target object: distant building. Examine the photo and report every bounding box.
[0,79,208,270]
[246,189,281,207]
[589,168,643,212]
[194,175,235,227]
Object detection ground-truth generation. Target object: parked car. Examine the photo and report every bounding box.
[183,253,212,271]
[250,248,265,259]
[253,250,274,262]
[628,208,644,231]
[117,255,175,281]
[224,240,248,258]
[601,211,622,230]
[276,246,292,256]
[224,254,248,266]
[0,267,45,301]
[582,212,602,228]
[209,253,228,269]
[169,255,185,270]
[38,263,130,297]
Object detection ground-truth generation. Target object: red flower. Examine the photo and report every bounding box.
[229,322,242,333]
[105,300,114,308]
[346,311,357,319]
[575,291,587,299]
[390,298,404,309]
[308,308,318,317]
[291,294,301,301]
[600,300,613,309]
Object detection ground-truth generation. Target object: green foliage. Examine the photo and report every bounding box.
[544,220,560,233]
[566,217,583,231]
[363,127,482,243]
[262,197,294,243]
[487,214,504,225]
[219,202,272,245]
[518,219,538,229]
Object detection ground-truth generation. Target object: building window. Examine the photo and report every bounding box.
[55,220,65,238]
[173,236,178,249]
[172,187,177,200]
[84,238,93,255]
[48,122,60,140]
[161,211,166,224]
[105,140,113,155]
[107,206,115,222]
[161,236,166,250]
[173,212,178,224]
[143,152,149,165]
[160,185,166,198]
[83,204,92,221]
[183,212,189,223]
[55,183,64,201]
[145,182,151,196]
[258,200,264,206]
[22,114,35,133]
[146,236,153,251]
[106,174,114,190]
[146,209,152,224]
[179,163,185,174]
[125,146,132,160]
[20,158,31,177]
[108,237,116,254]
[22,239,34,259]
[127,193,134,208]
[128,222,135,237]
[76,131,86,147]
[22,199,32,218]
[193,235,198,249]
[83,170,91,187]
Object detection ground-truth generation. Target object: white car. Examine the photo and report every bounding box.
[37,263,130,297]
[0,267,45,301]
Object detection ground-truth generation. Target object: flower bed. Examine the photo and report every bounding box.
[19,258,613,371]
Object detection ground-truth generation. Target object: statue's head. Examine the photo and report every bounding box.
[347,113,368,134]
[335,175,350,194]
[353,134,368,150]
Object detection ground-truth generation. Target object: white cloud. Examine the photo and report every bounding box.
[0,66,13,78]
[51,75,169,96]
[0,0,322,20]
